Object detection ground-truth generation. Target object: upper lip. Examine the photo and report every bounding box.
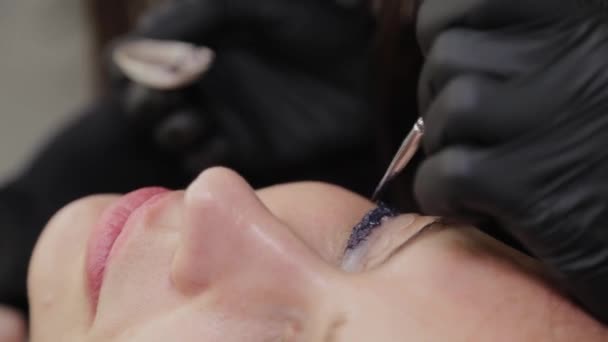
[85,187,169,310]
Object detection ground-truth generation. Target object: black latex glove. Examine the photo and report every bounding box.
[414,0,608,322]
[0,1,379,313]
[113,0,378,191]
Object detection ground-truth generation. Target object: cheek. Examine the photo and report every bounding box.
[366,232,524,333]
[98,307,302,342]
[365,228,608,340]
[28,195,117,337]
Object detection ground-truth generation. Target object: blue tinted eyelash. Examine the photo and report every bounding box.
[346,202,399,251]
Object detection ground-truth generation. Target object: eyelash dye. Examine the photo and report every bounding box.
[346,202,399,251]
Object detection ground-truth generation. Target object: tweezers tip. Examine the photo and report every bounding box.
[371,189,381,202]
[371,177,390,202]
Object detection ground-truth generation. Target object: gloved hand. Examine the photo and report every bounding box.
[414,0,608,322]
[111,0,378,190]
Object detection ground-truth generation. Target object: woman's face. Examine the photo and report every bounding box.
[28,168,607,341]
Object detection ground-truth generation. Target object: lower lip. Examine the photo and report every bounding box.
[86,187,169,309]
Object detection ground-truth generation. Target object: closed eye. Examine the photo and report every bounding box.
[345,203,399,251]
[377,220,442,266]
[342,207,442,272]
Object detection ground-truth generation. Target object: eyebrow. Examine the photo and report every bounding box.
[345,203,399,251]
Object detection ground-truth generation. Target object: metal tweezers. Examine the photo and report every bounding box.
[372,118,425,201]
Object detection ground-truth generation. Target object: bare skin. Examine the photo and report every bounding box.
[0,306,25,342]
[25,167,607,341]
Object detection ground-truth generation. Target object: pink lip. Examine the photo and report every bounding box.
[86,187,169,310]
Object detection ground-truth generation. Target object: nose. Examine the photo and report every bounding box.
[171,167,329,298]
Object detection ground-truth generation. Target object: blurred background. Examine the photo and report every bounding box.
[0,0,157,179]
[0,0,90,179]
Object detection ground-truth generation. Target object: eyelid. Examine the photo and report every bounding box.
[341,214,406,272]
[341,204,401,272]
[341,216,441,272]
[378,220,442,266]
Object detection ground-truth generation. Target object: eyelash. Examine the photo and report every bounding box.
[345,203,399,251]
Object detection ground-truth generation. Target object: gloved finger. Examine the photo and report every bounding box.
[113,39,215,90]
[417,0,519,54]
[414,145,524,221]
[414,145,489,219]
[420,24,606,156]
[416,0,576,54]
[134,0,226,42]
[418,28,542,113]
[422,74,545,155]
